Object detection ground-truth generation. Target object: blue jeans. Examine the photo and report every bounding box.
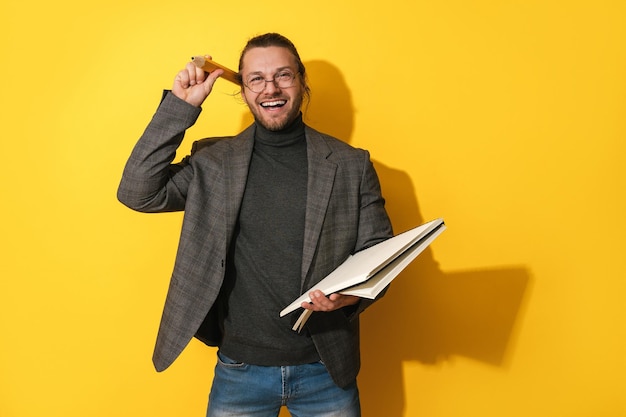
[207,351,361,417]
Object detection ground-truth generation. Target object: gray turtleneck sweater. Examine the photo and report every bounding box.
[219,114,320,365]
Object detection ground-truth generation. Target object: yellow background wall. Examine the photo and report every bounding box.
[1,1,624,416]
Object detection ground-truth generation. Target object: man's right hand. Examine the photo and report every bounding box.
[172,56,224,107]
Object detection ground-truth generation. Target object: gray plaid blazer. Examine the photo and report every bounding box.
[117,92,392,388]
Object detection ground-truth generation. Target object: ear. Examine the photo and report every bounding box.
[240,87,249,106]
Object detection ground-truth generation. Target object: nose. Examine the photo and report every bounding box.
[262,79,279,93]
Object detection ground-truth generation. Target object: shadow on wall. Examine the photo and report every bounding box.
[243,60,533,417]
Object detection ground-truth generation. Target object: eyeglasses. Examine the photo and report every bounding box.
[244,70,297,93]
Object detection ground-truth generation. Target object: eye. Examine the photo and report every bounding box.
[276,72,293,81]
[247,75,263,84]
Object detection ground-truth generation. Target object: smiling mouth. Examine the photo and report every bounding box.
[260,100,287,109]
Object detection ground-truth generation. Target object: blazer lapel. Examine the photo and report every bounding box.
[301,127,337,284]
[223,125,255,237]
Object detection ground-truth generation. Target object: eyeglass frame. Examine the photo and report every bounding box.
[243,68,300,93]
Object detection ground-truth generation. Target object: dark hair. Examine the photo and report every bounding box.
[237,33,310,101]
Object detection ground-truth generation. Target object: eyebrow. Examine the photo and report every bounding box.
[246,66,294,76]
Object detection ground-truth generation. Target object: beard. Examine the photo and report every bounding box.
[246,90,304,132]
[255,112,297,131]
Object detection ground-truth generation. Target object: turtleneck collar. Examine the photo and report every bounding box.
[254,113,305,147]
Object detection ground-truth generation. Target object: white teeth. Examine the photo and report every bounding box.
[261,100,286,107]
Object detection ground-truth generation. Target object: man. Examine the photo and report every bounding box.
[118,33,393,416]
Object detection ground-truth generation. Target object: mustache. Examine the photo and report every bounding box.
[259,94,287,100]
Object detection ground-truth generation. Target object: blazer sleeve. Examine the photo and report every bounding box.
[355,150,393,251]
[117,92,201,213]
[347,150,394,318]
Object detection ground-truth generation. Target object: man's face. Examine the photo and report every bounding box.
[240,46,304,131]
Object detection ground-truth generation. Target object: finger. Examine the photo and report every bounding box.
[207,68,224,84]
[328,293,342,302]
[309,290,333,310]
[184,62,203,86]
[301,301,315,311]
[330,294,359,308]
[175,68,191,89]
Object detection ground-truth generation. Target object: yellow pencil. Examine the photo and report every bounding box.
[191,56,240,85]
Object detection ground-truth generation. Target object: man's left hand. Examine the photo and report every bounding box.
[301,290,359,312]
